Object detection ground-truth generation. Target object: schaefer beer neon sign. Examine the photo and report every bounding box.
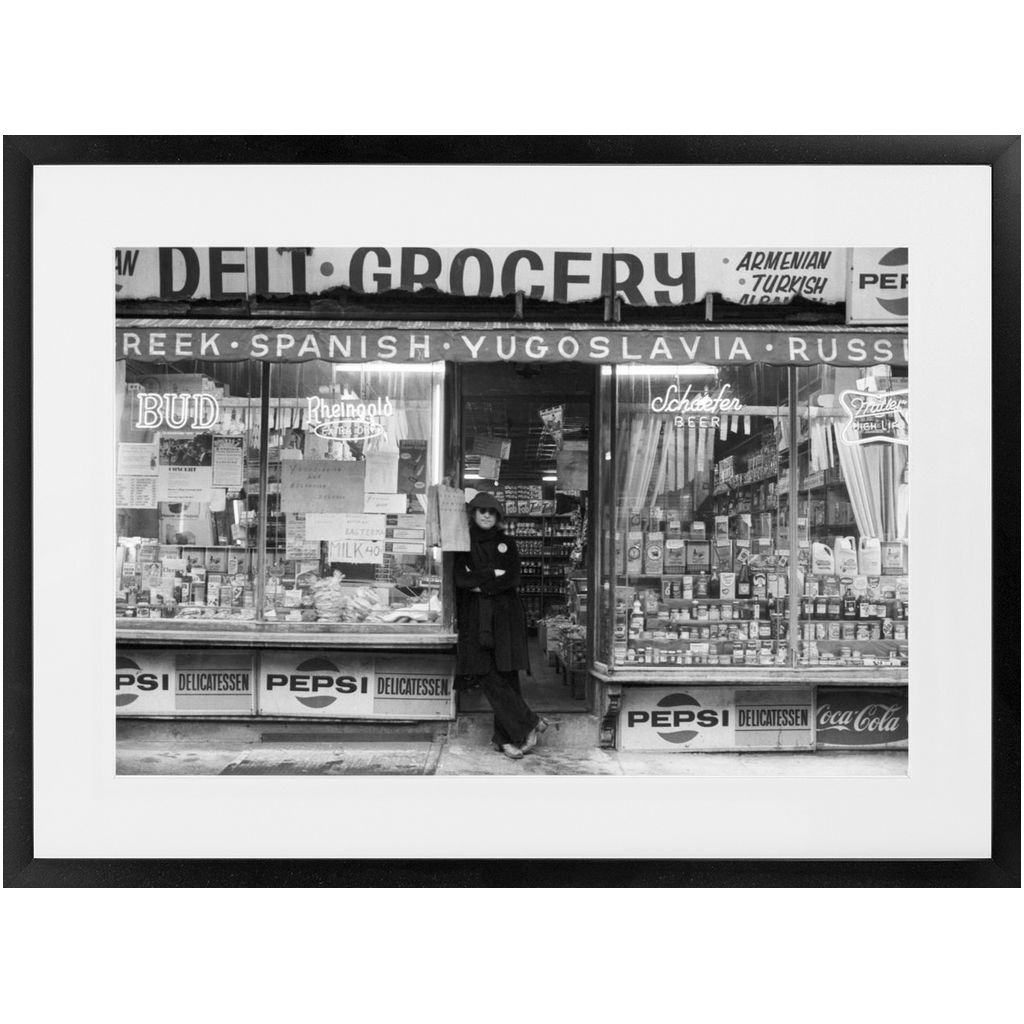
[650,383,742,428]
[838,388,908,446]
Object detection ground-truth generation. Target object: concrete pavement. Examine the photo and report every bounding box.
[116,716,907,777]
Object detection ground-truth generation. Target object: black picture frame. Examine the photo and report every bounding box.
[5,135,1019,887]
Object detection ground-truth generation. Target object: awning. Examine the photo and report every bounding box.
[117,321,908,367]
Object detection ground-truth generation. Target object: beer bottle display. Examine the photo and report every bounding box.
[736,563,752,599]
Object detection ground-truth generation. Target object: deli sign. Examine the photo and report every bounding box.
[259,650,455,719]
[619,687,814,751]
[816,688,908,748]
[115,648,255,715]
[114,246,850,307]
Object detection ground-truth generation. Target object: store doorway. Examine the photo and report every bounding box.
[457,361,596,713]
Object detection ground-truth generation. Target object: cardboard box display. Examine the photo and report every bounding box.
[626,532,644,575]
[643,532,665,575]
[684,540,711,573]
[664,538,686,571]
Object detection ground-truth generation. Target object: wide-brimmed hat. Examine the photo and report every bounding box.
[467,492,505,518]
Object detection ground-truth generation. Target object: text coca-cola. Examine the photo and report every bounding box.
[817,702,904,734]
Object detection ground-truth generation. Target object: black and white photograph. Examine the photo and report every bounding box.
[113,244,913,777]
[9,138,1015,901]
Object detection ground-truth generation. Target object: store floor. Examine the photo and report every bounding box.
[456,636,584,715]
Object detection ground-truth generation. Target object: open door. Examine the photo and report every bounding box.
[458,361,595,712]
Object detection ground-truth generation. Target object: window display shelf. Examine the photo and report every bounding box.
[591,665,908,686]
[116,619,457,648]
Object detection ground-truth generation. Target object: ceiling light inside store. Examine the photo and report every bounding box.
[542,475,558,482]
[620,364,719,377]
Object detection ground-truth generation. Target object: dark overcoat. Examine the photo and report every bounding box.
[454,523,531,681]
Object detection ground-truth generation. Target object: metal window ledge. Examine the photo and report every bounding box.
[116,623,457,649]
[588,667,908,686]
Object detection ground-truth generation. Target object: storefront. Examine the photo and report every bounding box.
[115,246,909,753]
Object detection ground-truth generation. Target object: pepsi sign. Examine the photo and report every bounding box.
[260,652,375,717]
[260,651,455,719]
[619,687,814,751]
[847,247,909,324]
[116,649,255,715]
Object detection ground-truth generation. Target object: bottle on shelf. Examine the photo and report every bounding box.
[629,595,643,638]
[736,563,752,599]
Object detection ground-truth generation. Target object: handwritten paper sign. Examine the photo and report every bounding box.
[327,539,384,565]
[280,460,365,512]
[305,513,386,543]
[437,486,471,551]
[364,492,408,514]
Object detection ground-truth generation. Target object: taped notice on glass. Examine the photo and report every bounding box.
[286,513,322,560]
[212,435,244,488]
[117,443,158,476]
[364,492,408,514]
[327,539,384,565]
[437,485,470,551]
[307,513,386,543]
[116,475,158,508]
[280,460,365,513]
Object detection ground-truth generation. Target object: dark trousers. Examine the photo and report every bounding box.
[478,668,539,748]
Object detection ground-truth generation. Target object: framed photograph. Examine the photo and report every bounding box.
[7,136,1017,888]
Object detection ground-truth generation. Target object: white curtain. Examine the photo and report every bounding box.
[833,423,908,541]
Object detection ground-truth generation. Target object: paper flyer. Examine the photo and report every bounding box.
[212,435,244,487]
[478,454,501,480]
[285,513,323,561]
[437,485,471,551]
[117,443,158,476]
[364,452,399,493]
[116,475,158,509]
[397,440,428,494]
[157,434,214,501]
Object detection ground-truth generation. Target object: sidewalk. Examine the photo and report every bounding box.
[116,726,907,777]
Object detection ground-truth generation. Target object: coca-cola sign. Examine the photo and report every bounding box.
[816,688,908,748]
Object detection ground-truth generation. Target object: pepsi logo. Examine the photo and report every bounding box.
[625,692,729,744]
[857,247,908,317]
[115,655,141,706]
[265,657,369,708]
[115,654,170,704]
[654,692,701,744]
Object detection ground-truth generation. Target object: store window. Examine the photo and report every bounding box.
[116,358,446,631]
[597,360,909,671]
